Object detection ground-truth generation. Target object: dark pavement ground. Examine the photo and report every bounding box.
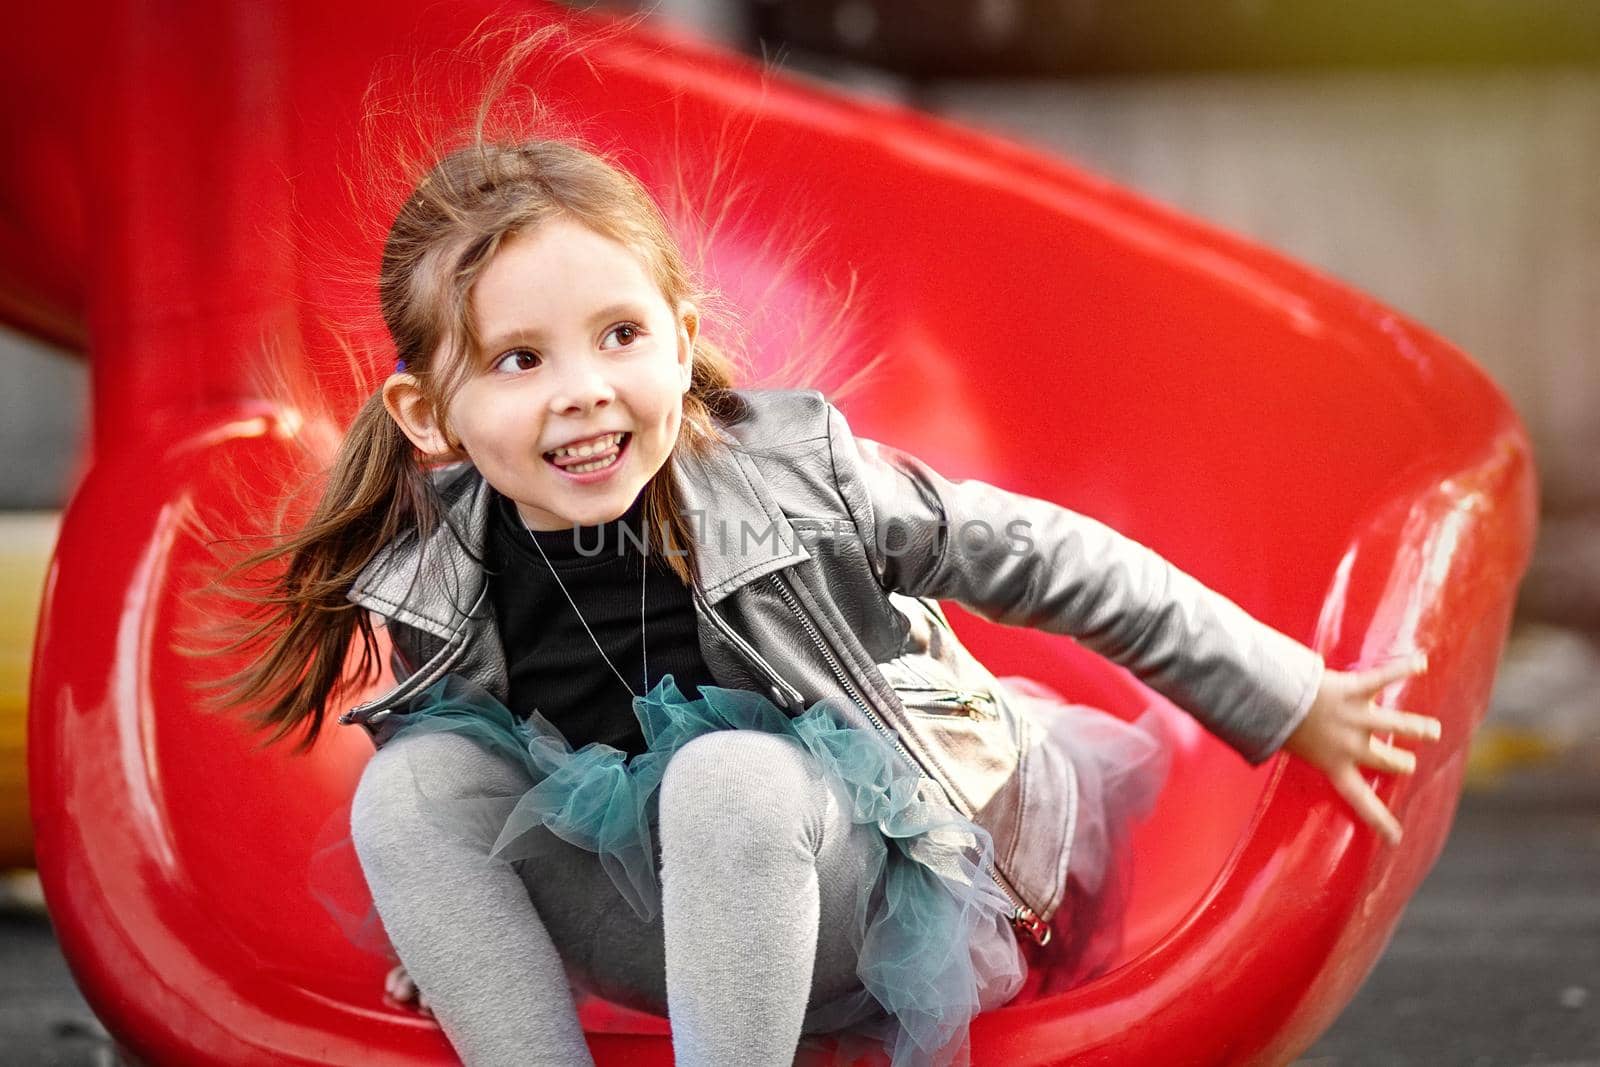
[4,762,1597,1066]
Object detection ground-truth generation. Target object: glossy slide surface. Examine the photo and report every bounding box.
[4,2,1536,1064]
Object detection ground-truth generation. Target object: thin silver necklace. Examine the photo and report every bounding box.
[518,506,649,700]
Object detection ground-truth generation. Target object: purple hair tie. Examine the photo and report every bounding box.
[395,358,407,373]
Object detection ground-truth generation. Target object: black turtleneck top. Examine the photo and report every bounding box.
[484,486,717,758]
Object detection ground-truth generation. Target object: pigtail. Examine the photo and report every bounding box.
[178,390,439,755]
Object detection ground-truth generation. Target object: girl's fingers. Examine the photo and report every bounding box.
[1367,734,1418,774]
[384,965,407,999]
[1334,765,1404,845]
[1360,652,1429,696]
[1371,706,1443,742]
[385,963,424,1006]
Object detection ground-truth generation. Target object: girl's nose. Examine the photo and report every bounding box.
[548,357,617,414]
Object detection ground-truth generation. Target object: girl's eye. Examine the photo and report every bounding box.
[493,349,541,373]
[602,322,642,349]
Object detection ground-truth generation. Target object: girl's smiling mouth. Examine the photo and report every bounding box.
[543,431,630,481]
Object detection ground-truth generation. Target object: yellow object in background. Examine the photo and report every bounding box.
[0,511,58,870]
[1464,724,1564,791]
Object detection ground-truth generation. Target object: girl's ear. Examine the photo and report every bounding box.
[382,374,465,460]
[676,302,698,393]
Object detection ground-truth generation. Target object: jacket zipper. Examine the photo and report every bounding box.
[764,571,1052,947]
[337,603,478,727]
[689,576,806,709]
[891,684,998,720]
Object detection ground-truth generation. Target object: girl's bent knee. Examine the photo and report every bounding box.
[658,731,825,857]
[349,728,531,868]
[349,741,427,868]
[660,731,812,804]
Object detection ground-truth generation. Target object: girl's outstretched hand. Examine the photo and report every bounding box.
[1281,653,1442,847]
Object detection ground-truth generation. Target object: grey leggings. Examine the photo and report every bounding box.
[349,727,886,1066]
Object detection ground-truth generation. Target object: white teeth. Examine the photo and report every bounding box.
[547,432,623,459]
[564,450,620,474]
[546,432,626,474]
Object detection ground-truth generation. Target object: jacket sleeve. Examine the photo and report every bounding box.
[824,400,1325,766]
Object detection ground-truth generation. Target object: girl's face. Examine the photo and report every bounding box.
[388,217,696,531]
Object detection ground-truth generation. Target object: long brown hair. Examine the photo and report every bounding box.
[178,13,888,753]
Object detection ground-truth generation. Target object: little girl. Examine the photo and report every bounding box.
[214,129,1443,1067]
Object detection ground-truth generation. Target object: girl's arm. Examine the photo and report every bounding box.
[824,400,1322,766]
[824,401,1441,843]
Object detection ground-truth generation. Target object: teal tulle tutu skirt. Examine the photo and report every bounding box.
[313,670,1171,1067]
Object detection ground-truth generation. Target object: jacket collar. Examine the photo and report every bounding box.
[347,424,812,637]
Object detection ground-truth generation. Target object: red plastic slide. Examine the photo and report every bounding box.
[4,2,1535,1064]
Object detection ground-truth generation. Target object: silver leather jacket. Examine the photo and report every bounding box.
[337,388,1325,946]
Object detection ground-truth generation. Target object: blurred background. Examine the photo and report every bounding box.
[3,1,1596,1063]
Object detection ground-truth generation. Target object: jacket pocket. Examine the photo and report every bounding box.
[876,595,1002,712]
[876,656,1000,721]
